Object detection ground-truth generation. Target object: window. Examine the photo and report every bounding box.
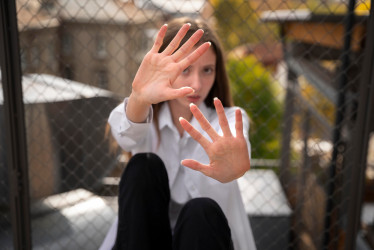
[48,43,55,65]
[46,42,57,72]
[41,0,54,10]
[63,65,74,80]
[20,48,27,72]
[62,34,73,55]
[31,46,40,68]
[95,70,108,89]
[143,28,157,51]
[135,28,157,62]
[96,36,107,58]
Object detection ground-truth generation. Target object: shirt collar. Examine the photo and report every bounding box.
[158,102,173,130]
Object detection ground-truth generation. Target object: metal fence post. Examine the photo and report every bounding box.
[0,0,32,249]
[323,0,357,248]
[344,1,374,249]
[279,24,296,194]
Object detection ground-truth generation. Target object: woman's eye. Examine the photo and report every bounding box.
[204,67,214,74]
[182,67,190,74]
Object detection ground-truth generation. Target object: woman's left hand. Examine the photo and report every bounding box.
[179,98,250,183]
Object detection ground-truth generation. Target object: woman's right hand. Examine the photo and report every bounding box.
[126,23,211,123]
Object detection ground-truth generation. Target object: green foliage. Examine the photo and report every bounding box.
[228,56,283,159]
[212,0,275,50]
[304,0,347,15]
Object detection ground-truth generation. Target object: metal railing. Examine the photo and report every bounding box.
[1,0,373,249]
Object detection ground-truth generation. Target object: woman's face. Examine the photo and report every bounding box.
[169,46,216,112]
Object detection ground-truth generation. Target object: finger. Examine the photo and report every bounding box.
[179,117,211,149]
[235,108,244,138]
[162,23,191,55]
[181,159,213,177]
[151,24,168,53]
[179,42,211,70]
[164,87,194,100]
[190,103,220,141]
[214,97,232,137]
[171,29,204,62]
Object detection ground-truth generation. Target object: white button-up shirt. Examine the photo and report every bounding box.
[108,98,257,250]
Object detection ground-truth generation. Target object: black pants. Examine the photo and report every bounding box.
[112,153,233,250]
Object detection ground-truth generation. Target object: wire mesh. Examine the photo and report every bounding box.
[0,0,373,249]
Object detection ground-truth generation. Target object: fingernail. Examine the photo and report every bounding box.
[207,41,211,46]
[186,23,191,26]
[214,97,218,101]
[164,23,168,27]
[189,103,196,108]
[179,117,185,122]
[180,87,194,92]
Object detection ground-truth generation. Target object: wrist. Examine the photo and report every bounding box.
[126,92,151,123]
[129,91,151,109]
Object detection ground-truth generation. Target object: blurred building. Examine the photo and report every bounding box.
[15,0,214,97]
[16,0,163,97]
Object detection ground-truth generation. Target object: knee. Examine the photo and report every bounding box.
[119,153,167,189]
[175,197,232,247]
[123,153,163,176]
[129,152,163,166]
[182,197,225,219]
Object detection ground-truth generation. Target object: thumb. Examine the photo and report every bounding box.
[181,159,212,176]
[167,87,194,100]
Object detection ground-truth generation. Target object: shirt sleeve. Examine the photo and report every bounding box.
[107,97,153,152]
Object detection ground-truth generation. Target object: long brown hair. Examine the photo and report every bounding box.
[153,17,233,131]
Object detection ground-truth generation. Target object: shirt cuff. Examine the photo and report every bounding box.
[108,97,153,136]
[123,97,153,125]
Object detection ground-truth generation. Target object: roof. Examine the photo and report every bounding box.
[17,1,60,31]
[231,43,283,68]
[260,9,312,22]
[16,0,161,31]
[260,9,369,23]
[57,0,132,24]
[136,0,206,15]
[0,73,114,104]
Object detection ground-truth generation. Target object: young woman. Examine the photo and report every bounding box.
[107,17,256,250]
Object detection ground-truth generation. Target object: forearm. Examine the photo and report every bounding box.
[126,92,151,123]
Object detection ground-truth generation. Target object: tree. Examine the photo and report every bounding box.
[211,0,278,50]
[228,55,283,159]
[211,0,259,50]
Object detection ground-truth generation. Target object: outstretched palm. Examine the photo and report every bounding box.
[131,23,211,106]
[179,98,251,183]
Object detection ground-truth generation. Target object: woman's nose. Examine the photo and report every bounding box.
[189,72,202,91]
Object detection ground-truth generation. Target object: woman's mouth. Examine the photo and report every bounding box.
[187,95,200,103]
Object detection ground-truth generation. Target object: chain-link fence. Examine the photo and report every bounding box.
[1,0,373,249]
